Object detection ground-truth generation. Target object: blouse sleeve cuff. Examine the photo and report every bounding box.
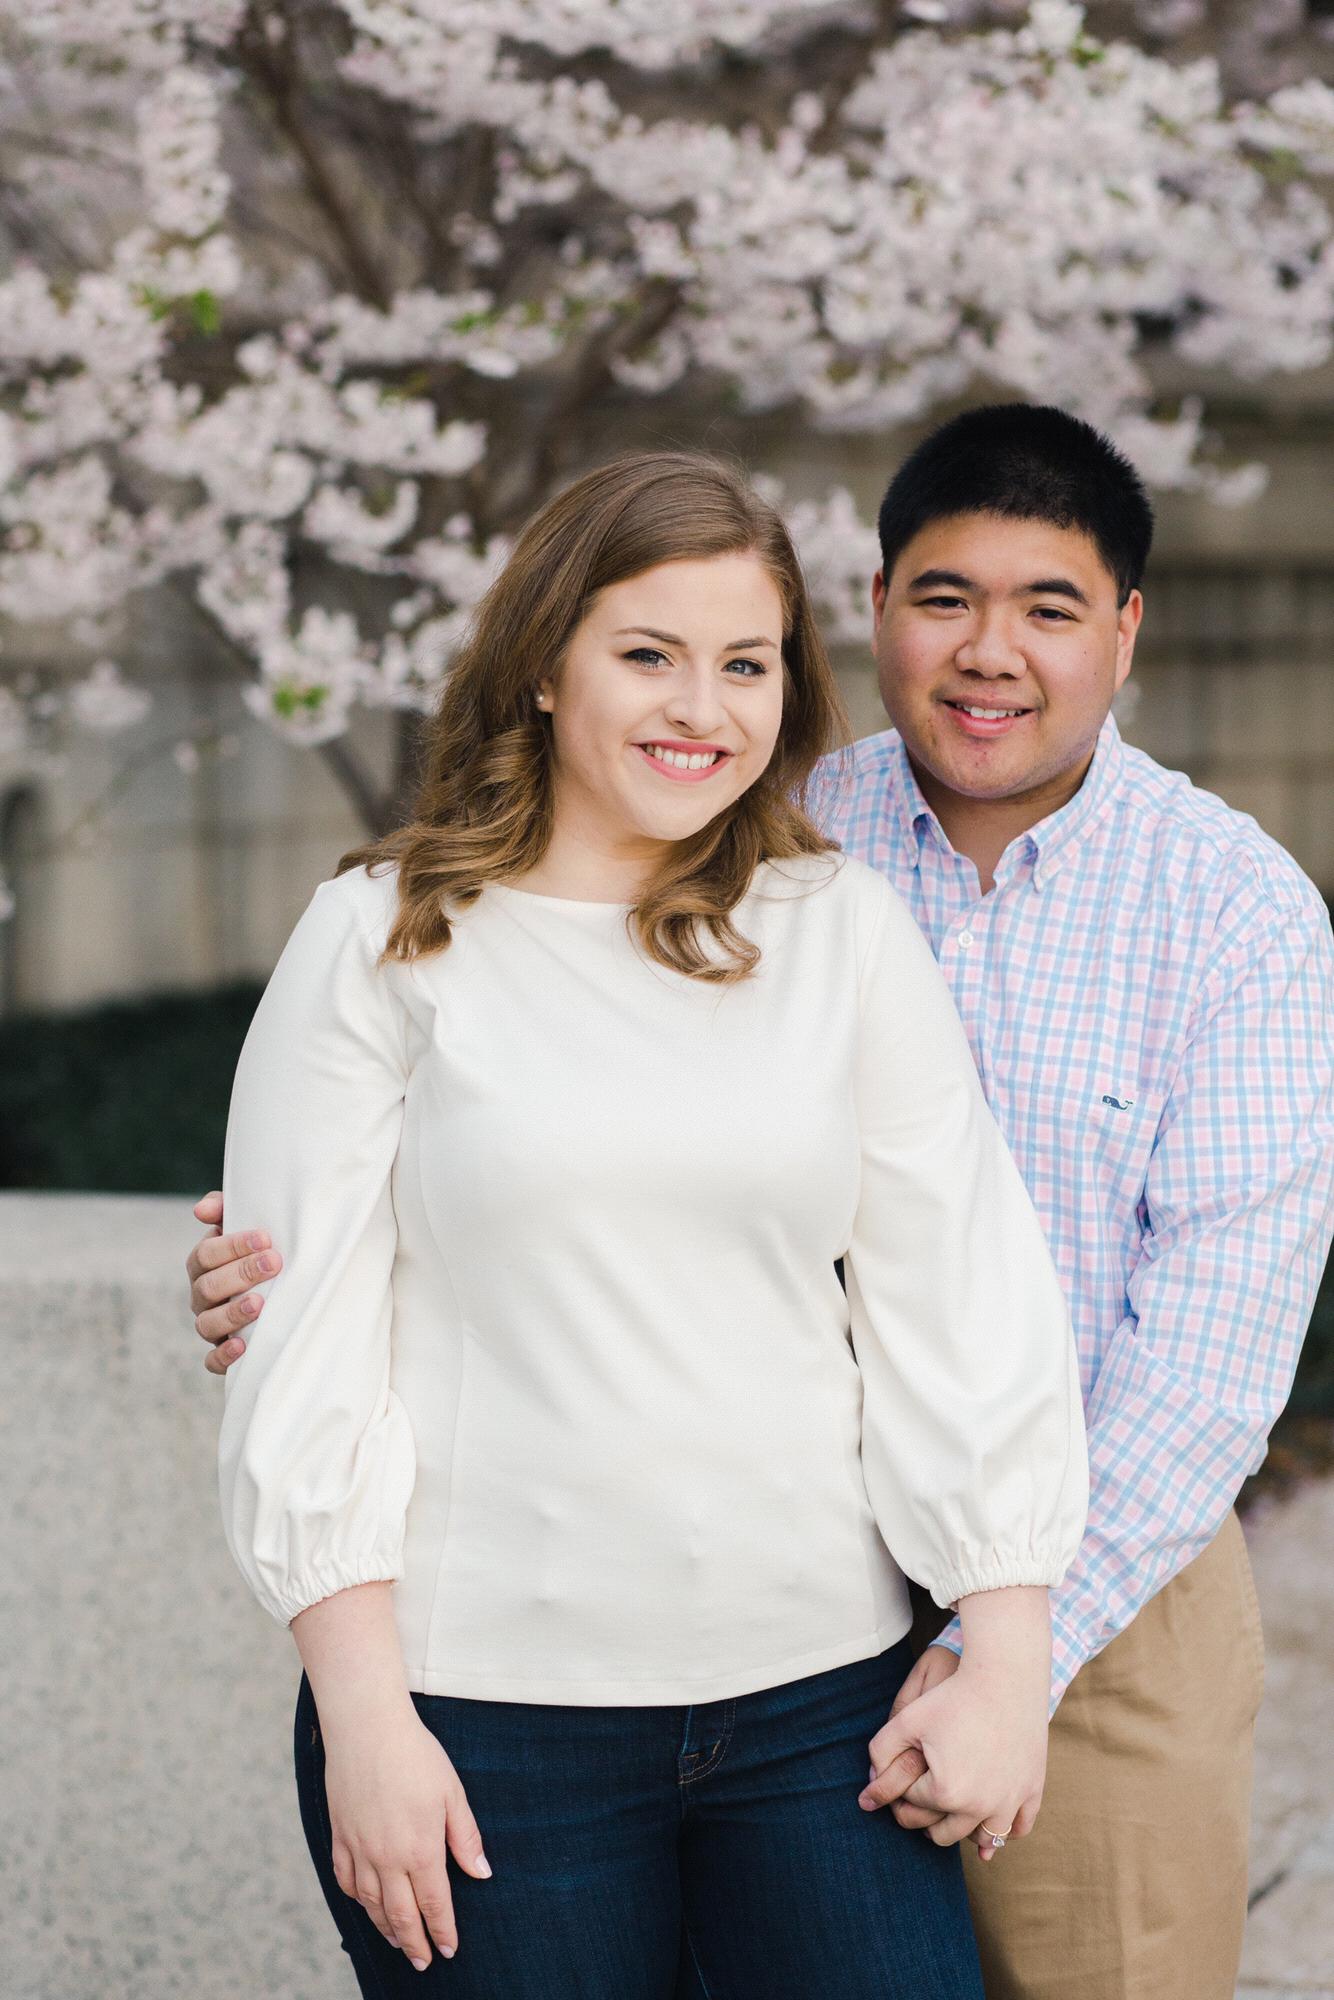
[927,1552,1070,1612]
[254,1556,405,1630]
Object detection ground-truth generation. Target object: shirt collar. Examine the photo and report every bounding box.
[1023,713,1126,888]
[882,712,1127,887]
[884,732,944,863]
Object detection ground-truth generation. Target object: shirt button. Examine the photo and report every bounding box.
[957,929,975,948]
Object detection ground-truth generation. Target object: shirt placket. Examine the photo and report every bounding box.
[943,895,992,1087]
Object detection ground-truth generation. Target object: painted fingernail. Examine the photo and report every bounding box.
[410,1958,429,1972]
[475,1854,492,1878]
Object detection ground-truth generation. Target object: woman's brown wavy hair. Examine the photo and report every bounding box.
[337,450,850,983]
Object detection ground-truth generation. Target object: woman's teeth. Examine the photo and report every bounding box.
[643,745,722,770]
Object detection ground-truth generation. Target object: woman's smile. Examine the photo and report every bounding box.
[633,738,735,782]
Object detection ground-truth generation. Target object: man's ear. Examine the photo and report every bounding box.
[1114,588,1143,691]
[871,570,889,657]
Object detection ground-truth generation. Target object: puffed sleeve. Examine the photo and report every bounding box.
[844,876,1088,1608]
[217,866,415,1627]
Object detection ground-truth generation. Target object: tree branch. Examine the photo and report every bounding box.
[503,276,685,530]
[237,7,392,309]
[171,579,396,835]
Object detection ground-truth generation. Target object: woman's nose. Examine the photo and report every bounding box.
[663,671,727,732]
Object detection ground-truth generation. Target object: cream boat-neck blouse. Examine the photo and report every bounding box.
[218,852,1087,1704]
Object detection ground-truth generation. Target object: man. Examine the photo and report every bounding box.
[187,404,1334,1998]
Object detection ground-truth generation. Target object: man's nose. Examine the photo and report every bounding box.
[955,614,1025,676]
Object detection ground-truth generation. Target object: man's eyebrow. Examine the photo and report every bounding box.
[906,569,1091,608]
[907,569,977,593]
[1023,576,1091,607]
[612,627,779,650]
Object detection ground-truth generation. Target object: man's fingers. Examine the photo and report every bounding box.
[190,1236,281,1307]
[195,1289,264,1348]
[858,1743,928,1811]
[204,1338,246,1376]
[889,1659,928,1718]
[900,1770,943,1811]
[192,1190,224,1227]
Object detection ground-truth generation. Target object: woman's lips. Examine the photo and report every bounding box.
[941,700,1033,740]
[633,744,734,784]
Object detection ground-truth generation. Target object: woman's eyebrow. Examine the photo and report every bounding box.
[612,626,780,649]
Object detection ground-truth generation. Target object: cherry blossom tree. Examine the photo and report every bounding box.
[1,0,1332,867]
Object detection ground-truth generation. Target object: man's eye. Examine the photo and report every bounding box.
[920,596,967,611]
[1032,607,1074,622]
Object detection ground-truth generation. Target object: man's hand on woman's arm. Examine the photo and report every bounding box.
[186,1189,282,1374]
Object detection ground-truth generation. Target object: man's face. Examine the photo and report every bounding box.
[872,511,1142,810]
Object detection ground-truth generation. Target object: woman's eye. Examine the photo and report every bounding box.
[626,647,669,668]
[726,658,768,678]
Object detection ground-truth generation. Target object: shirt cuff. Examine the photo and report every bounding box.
[1048,1603,1093,1710]
[256,1557,404,1630]
[930,1615,963,1658]
[929,1551,1074,1610]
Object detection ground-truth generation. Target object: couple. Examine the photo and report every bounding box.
[191,404,1334,2000]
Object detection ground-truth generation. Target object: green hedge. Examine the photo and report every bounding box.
[2,980,1331,1424]
[0,981,262,1196]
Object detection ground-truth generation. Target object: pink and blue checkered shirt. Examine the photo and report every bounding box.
[812,714,1334,1704]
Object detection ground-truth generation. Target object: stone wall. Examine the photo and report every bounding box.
[2,1193,344,1999]
[4,1191,1332,1999]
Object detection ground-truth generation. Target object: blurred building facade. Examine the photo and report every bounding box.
[2,362,1332,1018]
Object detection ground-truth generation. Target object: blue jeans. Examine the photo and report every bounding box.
[293,1639,984,1998]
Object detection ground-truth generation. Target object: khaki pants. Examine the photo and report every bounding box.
[946,1514,1264,2000]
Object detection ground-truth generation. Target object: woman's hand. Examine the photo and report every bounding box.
[323,1702,491,1970]
[860,1665,1046,1860]
[292,1584,492,1971]
[859,1586,1050,1861]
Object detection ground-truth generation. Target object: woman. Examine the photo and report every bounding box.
[216,450,1087,1998]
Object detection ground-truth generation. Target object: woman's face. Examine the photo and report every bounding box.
[537,552,786,864]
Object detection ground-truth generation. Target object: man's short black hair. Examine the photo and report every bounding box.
[877,403,1155,605]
